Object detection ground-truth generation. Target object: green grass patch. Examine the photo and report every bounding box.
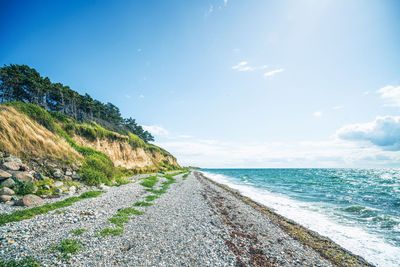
[139,176,158,188]
[99,227,123,236]
[0,191,103,226]
[133,201,152,207]
[0,257,40,267]
[50,239,82,259]
[183,172,190,179]
[70,228,86,236]
[108,207,144,228]
[145,188,167,195]
[145,195,159,202]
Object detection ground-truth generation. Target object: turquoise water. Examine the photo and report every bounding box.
[201,169,400,267]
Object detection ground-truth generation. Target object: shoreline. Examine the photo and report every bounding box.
[1,171,373,266]
[195,171,373,266]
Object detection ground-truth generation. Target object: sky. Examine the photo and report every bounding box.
[1,0,400,168]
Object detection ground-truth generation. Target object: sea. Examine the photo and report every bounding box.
[200,168,400,267]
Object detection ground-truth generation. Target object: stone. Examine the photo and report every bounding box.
[98,184,109,190]
[13,172,36,183]
[0,187,15,195]
[16,194,44,207]
[69,186,76,193]
[0,178,15,188]
[53,181,63,188]
[52,169,63,178]
[71,174,82,180]
[4,155,22,165]
[42,184,50,190]
[55,188,63,194]
[0,195,12,202]
[2,161,20,171]
[65,170,73,176]
[0,170,12,180]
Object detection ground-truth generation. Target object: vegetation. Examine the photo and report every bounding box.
[183,172,190,179]
[0,257,40,267]
[108,207,144,227]
[0,191,103,226]
[70,228,86,236]
[140,176,159,188]
[50,239,82,259]
[133,201,152,207]
[99,228,123,236]
[0,64,154,142]
[145,195,159,202]
[13,181,37,195]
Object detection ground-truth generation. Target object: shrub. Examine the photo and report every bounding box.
[0,257,40,267]
[13,181,37,195]
[79,154,115,186]
[50,239,82,259]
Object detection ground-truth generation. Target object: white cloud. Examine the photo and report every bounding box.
[363,91,370,95]
[137,48,142,52]
[139,94,144,99]
[377,85,400,106]
[232,61,268,72]
[336,116,400,150]
[313,111,323,117]
[223,0,228,6]
[264,68,284,77]
[332,106,344,110]
[142,125,169,136]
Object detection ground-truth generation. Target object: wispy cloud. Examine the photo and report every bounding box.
[232,61,267,72]
[142,125,168,136]
[313,111,323,117]
[263,68,284,77]
[377,85,400,106]
[332,106,344,110]
[139,94,144,99]
[223,0,228,6]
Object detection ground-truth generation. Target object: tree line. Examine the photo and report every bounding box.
[0,64,154,142]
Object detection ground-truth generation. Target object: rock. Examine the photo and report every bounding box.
[2,161,20,171]
[65,170,73,176]
[69,185,76,193]
[0,187,15,195]
[16,194,44,207]
[55,188,63,194]
[13,172,36,183]
[4,155,22,165]
[71,174,82,180]
[42,184,50,190]
[53,181,63,188]
[0,195,12,202]
[98,184,109,190]
[0,170,12,180]
[0,178,15,188]
[35,173,49,180]
[52,169,63,178]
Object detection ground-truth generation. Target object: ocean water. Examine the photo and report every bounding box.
[200,169,400,267]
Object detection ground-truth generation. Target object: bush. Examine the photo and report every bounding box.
[79,154,115,186]
[13,181,37,195]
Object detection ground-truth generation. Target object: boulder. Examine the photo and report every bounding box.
[0,178,15,188]
[42,184,50,190]
[71,174,82,180]
[0,187,15,195]
[52,169,63,178]
[4,155,22,165]
[53,181,63,188]
[0,195,12,202]
[0,170,12,180]
[13,172,36,183]
[35,173,49,180]
[65,170,73,176]
[55,188,63,194]
[69,186,76,194]
[2,161,20,171]
[16,194,44,207]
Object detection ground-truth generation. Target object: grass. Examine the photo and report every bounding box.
[183,172,190,179]
[70,228,86,236]
[133,201,152,206]
[99,228,123,236]
[145,188,167,195]
[108,207,144,227]
[139,175,159,188]
[0,257,40,267]
[145,195,159,202]
[0,191,104,226]
[50,239,82,259]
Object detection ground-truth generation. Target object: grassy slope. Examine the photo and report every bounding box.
[0,102,181,185]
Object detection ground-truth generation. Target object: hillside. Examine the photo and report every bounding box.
[0,102,180,185]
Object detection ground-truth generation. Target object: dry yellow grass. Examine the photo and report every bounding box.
[0,106,82,161]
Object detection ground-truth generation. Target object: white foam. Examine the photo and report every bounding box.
[201,171,400,267]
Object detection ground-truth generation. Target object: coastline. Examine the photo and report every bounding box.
[1,171,373,266]
[195,171,373,266]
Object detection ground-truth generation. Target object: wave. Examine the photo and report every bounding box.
[201,171,400,267]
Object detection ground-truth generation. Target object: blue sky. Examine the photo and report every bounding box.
[1,0,400,167]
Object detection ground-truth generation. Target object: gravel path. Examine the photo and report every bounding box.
[0,171,342,266]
